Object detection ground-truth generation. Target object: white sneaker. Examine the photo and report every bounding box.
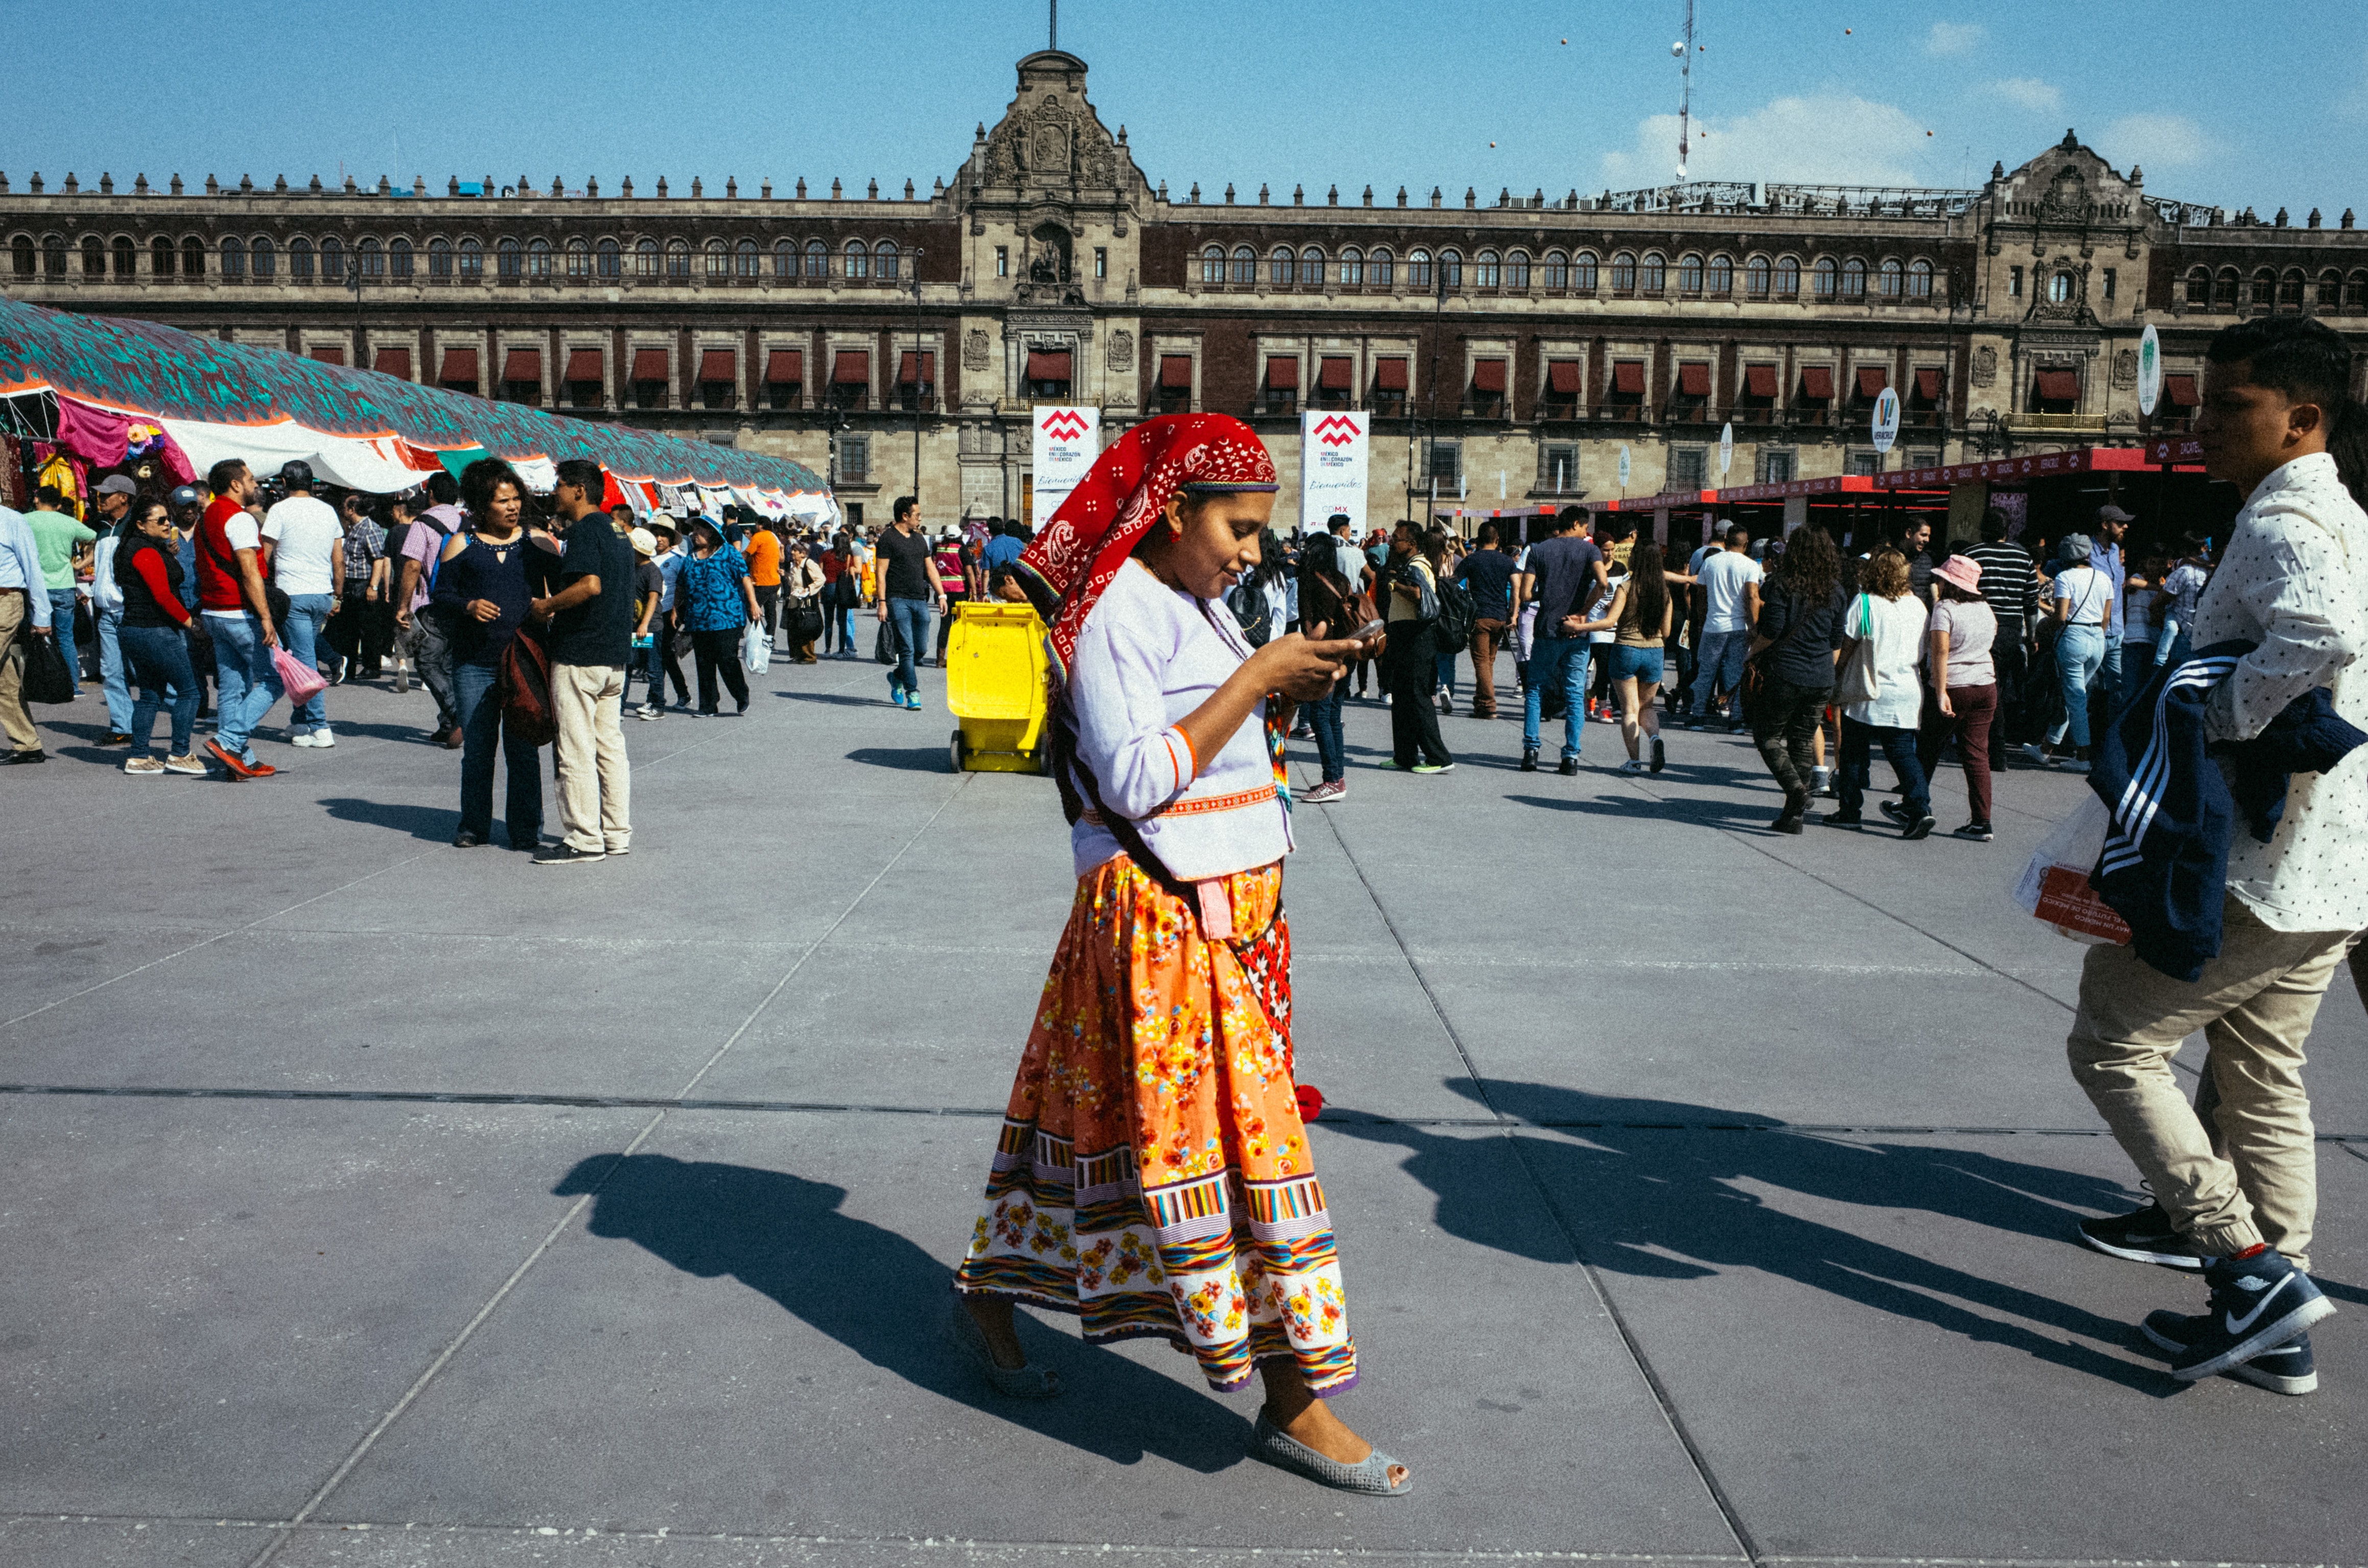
[1619,757,1649,775]
[291,728,335,748]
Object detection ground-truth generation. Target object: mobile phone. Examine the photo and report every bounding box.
[1351,617,1387,642]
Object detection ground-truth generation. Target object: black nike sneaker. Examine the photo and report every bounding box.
[2169,1249,2333,1383]
[2076,1202,2208,1271]
[2139,1312,2318,1395]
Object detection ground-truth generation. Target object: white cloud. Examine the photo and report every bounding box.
[2097,112,2218,169]
[1601,95,1929,188]
[1925,21,1984,57]
[1991,77,2062,113]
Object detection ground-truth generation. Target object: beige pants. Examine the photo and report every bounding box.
[0,590,41,754]
[2067,893,2351,1271]
[551,663,630,853]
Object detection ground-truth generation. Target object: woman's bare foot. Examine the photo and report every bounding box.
[963,1294,1028,1370]
[1259,1361,1410,1490]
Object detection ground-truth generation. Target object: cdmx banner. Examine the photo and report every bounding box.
[1030,406,1100,528]
[1298,411,1368,535]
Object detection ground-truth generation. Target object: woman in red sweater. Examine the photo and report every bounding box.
[112,501,205,775]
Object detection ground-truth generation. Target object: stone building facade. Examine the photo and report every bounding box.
[6,50,2364,530]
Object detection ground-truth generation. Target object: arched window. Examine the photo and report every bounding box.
[1573,251,1598,291]
[1438,248,1462,287]
[1200,244,1224,284]
[1406,248,1432,288]
[2214,267,2238,306]
[773,239,794,279]
[2349,271,2368,310]
[180,236,204,277]
[111,236,135,277]
[875,240,898,281]
[567,238,590,278]
[289,236,313,280]
[2185,265,2210,305]
[2318,270,2342,308]
[736,238,761,278]
[1812,256,1837,298]
[1676,252,1704,293]
[2279,269,2305,309]
[631,238,657,277]
[2049,269,2075,303]
[428,237,451,279]
[1506,249,1530,289]
[1270,246,1295,286]
[43,234,68,276]
[1707,253,1732,295]
[497,237,522,278]
[1542,250,1568,290]
[457,237,482,279]
[1610,251,1637,292]
[251,236,275,279]
[219,236,245,279]
[1229,244,1255,283]
[666,239,690,278]
[844,239,869,279]
[705,240,729,278]
[2249,269,2274,306]
[1842,257,1867,298]
[1775,255,1800,297]
[1339,247,1363,287]
[805,239,827,278]
[1640,252,1666,292]
[1475,249,1500,289]
[1745,255,1771,296]
[82,235,105,276]
[358,236,384,279]
[1907,258,1933,298]
[389,237,412,279]
[525,236,549,279]
[1299,245,1323,286]
[9,235,33,277]
[1368,247,1393,287]
[1879,257,1903,297]
[149,235,174,277]
[319,236,344,281]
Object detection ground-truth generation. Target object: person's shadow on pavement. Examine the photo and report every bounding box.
[1324,1081,2175,1394]
[553,1152,1250,1469]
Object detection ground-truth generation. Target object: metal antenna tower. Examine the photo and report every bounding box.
[1675,0,1696,180]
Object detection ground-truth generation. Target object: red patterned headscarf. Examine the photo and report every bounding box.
[1016,413,1277,673]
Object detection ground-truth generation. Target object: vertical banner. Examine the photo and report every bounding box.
[1299,411,1369,535]
[1030,406,1100,529]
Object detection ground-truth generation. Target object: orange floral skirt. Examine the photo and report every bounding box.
[952,853,1357,1396]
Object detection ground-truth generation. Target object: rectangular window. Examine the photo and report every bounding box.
[2103,267,2117,301]
[1539,444,1578,494]
[1760,449,1795,484]
[838,436,870,484]
[1669,447,1707,491]
[1425,439,1460,484]
[1093,247,1107,279]
[2009,265,2023,298]
[1848,451,1882,476]
[994,247,1008,278]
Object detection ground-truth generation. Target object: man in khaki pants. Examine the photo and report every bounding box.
[0,502,57,762]
[2068,317,2366,1395]
[529,460,634,866]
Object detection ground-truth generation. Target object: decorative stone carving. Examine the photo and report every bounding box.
[1106,329,1133,371]
[2112,347,2139,387]
[1031,122,1070,178]
[1971,345,1998,386]
[963,328,991,370]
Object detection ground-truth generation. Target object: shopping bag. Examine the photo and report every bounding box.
[20,628,75,704]
[2010,794,2131,945]
[1835,594,1880,708]
[272,644,329,707]
[743,626,772,676]
[874,622,896,666]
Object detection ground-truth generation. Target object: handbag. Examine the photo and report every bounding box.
[19,625,75,704]
[497,624,559,747]
[874,620,896,666]
[788,599,825,642]
[1835,593,1882,708]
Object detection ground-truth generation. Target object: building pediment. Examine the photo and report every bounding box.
[968,53,1145,204]
[1992,131,2143,225]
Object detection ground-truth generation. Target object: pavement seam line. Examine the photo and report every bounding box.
[0,844,446,1036]
[1298,760,1768,1568]
[240,769,975,1568]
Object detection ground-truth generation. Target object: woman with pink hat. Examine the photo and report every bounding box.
[1919,552,2001,841]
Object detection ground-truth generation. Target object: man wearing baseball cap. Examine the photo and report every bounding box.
[2089,504,2133,728]
[88,476,144,742]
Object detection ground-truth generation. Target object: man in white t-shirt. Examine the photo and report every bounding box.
[1686,525,1764,729]
[262,461,345,745]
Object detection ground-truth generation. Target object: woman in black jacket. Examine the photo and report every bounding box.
[1746,525,1849,833]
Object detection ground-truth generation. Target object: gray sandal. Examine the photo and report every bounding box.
[947,1300,1061,1399]
[1250,1412,1413,1495]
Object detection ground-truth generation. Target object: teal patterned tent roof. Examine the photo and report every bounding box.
[0,294,828,493]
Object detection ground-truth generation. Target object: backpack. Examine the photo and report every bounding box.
[1226,579,1275,647]
[1432,574,1476,655]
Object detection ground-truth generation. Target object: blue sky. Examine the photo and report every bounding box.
[7,1,2363,214]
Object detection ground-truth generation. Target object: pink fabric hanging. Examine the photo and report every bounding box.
[53,395,196,483]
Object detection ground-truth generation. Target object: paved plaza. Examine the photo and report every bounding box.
[3,657,2364,1568]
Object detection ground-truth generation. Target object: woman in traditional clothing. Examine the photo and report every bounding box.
[948,415,1409,1496]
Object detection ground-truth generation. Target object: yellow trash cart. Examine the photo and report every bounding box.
[946,602,1050,773]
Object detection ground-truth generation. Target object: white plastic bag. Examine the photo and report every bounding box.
[2010,794,2131,945]
[742,627,772,677]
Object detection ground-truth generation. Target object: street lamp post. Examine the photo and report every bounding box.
[910,247,926,515]
[1422,260,1448,527]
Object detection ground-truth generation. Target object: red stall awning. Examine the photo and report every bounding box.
[1374,357,1409,391]
[1743,364,1778,399]
[1159,354,1193,390]
[1025,349,1071,382]
[1612,360,1645,395]
[1470,358,1506,393]
[1318,355,1352,390]
[1799,366,1834,400]
[833,351,871,385]
[565,349,604,384]
[1676,361,1711,397]
[438,347,479,384]
[1265,355,1299,389]
[630,349,669,383]
[1546,360,1581,394]
[765,350,804,385]
[2034,368,2080,401]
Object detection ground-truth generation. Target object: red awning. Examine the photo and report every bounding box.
[1159,354,1193,390]
[1546,360,1580,395]
[833,351,871,386]
[1913,368,1942,401]
[2164,372,2199,408]
[765,350,804,385]
[1799,366,1834,400]
[1611,360,1645,395]
[697,350,737,384]
[565,349,604,383]
[310,346,344,366]
[897,351,936,385]
[1470,359,1506,393]
[1743,364,1778,399]
[1374,357,1409,391]
[1025,349,1071,382]
[373,347,411,379]
[438,347,479,384]
[630,349,669,383]
[1676,361,1711,397]
[1855,366,1888,398]
[1265,355,1299,389]
[502,349,540,383]
[1318,355,1353,391]
[2034,368,2080,401]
